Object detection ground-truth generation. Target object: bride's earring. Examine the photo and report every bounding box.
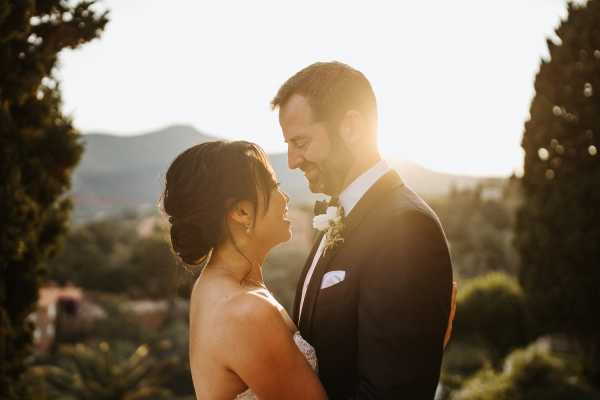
[245,224,252,234]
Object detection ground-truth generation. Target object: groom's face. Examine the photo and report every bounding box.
[279,94,345,195]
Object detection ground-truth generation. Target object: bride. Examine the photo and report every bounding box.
[162,140,326,399]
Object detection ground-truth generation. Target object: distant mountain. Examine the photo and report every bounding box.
[389,159,493,198]
[71,125,498,221]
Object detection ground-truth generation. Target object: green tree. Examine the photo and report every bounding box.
[27,342,179,400]
[0,2,108,398]
[515,0,600,384]
[452,272,532,365]
[127,235,182,299]
[45,218,191,299]
[45,218,138,292]
[430,186,519,279]
[451,343,600,400]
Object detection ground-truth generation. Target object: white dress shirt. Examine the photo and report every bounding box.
[298,160,390,320]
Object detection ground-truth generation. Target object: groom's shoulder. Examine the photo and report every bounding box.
[367,185,451,270]
[379,183,441,225]
[364,182,450,249]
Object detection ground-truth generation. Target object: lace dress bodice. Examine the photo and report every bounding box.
[234,331,317,400]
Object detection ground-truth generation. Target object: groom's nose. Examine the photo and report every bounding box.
[288,150,303,170]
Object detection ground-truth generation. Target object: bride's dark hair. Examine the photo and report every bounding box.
[161,141,276,266]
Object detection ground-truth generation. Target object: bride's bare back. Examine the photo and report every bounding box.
[189,269,326,400]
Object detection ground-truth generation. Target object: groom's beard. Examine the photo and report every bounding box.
[304,137,355,196]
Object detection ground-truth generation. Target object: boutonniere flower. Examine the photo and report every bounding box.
[312,206,345,254]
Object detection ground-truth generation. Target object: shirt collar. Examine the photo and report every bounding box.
[337,159,390,215]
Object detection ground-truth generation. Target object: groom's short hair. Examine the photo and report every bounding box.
[271,61,378,130]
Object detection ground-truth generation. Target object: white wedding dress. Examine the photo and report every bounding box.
[234,331,318,399]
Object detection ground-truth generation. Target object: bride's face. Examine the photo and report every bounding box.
[252,183,292,249]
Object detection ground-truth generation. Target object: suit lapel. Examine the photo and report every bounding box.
[298,244,331,336]
[300,170,404,338]
[293,231,325,324]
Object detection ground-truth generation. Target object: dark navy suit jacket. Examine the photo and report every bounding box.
[293,171,453,400]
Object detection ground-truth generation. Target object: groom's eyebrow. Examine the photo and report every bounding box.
[284,135,303,144]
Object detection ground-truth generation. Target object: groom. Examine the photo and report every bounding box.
[272,62,454,399]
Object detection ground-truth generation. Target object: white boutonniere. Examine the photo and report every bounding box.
[312,206,345,254]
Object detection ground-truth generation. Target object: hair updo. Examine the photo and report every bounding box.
[161,141,276,266]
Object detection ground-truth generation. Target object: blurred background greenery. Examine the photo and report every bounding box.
[2,0,599,399]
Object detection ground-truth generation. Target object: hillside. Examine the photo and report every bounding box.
[72,125,497,221]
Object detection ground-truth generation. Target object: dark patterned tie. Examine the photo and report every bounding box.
[313,199,328,216]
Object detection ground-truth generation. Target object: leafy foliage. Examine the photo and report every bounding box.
[430,182,520,280]
[26,342,180,400]
[0,2,108,398]
[44,216,189,299]
[515,0,600,383]
[452,272,532,364]
[452,343,600,400]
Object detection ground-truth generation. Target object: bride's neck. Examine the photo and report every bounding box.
[209,240,265,283]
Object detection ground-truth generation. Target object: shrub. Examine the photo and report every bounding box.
[452,343,600,400]
[453,272,532,363]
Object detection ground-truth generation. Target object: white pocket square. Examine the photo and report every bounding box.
[320,270,346,289]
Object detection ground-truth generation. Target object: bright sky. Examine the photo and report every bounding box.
[58,0,574,177]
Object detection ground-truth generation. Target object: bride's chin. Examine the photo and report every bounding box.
[281,225,293,242]
[267,229,292,249]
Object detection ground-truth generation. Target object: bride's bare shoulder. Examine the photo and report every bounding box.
[222,289,281,327]
[190,272,286,337]
[217,291,299,367]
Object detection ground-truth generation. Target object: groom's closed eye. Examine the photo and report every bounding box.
[291,138,309,150]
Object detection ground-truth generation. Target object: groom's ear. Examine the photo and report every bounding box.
[339,110,363,145]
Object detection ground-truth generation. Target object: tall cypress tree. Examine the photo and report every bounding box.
[0,2,108,398]
[516,0,600,384]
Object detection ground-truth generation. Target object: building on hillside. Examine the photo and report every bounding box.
[29,283,106,352]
